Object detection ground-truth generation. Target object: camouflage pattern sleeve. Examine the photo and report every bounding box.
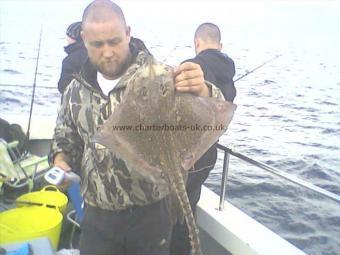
[205,80,225,100]
[49,83,84,169]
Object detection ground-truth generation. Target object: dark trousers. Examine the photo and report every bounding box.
[170,145,217,255]
[80,198,172,255]
[169,183,203,255]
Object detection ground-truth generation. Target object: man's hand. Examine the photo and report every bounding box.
[53,152,72,189]
[54,152,72,171]
[174,62,210,97]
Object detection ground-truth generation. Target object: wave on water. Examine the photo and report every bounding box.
[1,69,22,74]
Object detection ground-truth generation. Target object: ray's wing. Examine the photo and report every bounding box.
[172,94,236,170]
[92,82,164,178]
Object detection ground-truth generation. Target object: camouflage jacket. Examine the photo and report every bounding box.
[50,40,224,211]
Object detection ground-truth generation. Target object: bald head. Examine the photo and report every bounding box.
[195,23,221,43]
[80,0,132,80]
[82,0,126,28]
[194,23,222,55]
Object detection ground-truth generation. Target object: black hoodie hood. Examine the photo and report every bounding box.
[187,49,236,102]
[64,41,86,55]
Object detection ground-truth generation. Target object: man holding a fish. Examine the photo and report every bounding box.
[49,1,232,254]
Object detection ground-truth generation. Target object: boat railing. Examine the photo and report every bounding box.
[216,143,340,211]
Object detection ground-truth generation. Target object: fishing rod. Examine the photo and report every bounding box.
[26,27,43,145]
[162,44,282,82]
[234,54,282,83]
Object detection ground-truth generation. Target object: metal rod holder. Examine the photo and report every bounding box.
[219,151,230,211]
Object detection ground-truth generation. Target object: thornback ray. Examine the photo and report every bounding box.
[93,62,236,255]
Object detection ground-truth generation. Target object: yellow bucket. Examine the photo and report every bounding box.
[0,205,63,250]
[16,185,68,214]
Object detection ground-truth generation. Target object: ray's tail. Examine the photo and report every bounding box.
[173,170,203,255]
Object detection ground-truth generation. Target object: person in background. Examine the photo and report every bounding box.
[49,1,224,255]
[0,118,27,154]
[170,22,236,255]
[189,22,236,101]
[57,21,87,93]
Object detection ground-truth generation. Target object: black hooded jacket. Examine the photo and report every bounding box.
[187,49,236,102]
[185,49,236,191]
[57,41,88,93]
